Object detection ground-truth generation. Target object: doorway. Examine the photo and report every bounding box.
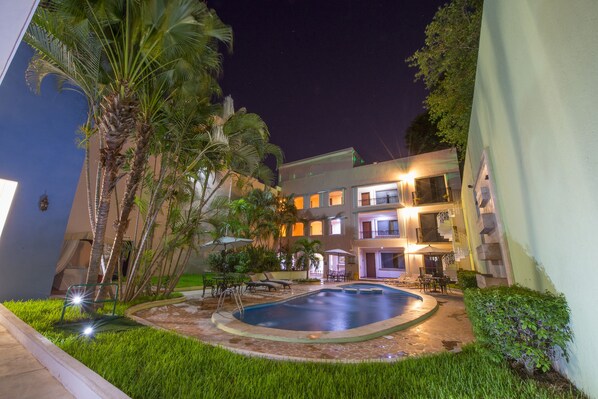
[362,221,372,239]
[365,253,376,278]
[423,255,443,275]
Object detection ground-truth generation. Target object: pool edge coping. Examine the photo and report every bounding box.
[211,283,438,344]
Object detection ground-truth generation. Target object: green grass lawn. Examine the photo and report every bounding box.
[151,273,202,289]
[3,299,582,399]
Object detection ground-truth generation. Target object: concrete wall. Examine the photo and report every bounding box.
[462,1,598,396]
[0,44,86,300]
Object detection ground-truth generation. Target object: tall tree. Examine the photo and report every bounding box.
[407,0,483,154]
[25,0,232,290]
[405,111,450,155]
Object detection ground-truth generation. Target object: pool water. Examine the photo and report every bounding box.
[234,284,421,331]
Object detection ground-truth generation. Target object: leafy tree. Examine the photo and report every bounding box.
[292,238,323,279]
[407,0,483,154]
[123,97,281,301]
[405,111,451,155]
[25,0,232,291]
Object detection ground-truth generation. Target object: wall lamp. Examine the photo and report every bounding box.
[39,193,49,211]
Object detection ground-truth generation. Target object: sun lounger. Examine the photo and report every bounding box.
[261,272,293,290]
[245,273,279,292]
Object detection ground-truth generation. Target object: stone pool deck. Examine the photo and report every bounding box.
[132,282,475,362]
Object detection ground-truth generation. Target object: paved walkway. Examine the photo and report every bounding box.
[134,282,475,362]
[0,323,73,399]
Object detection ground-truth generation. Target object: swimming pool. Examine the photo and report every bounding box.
[235,284,421,331]
[212,283,438,343]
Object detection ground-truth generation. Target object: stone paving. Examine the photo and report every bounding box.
[134,282,475,362]
[0,324,74,399]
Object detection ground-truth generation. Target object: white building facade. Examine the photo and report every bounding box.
[279,148,471,279]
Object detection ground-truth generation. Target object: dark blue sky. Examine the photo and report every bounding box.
[0,1,445,175]
[211,0,446,165]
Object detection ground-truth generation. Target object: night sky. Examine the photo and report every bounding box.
[0,1,447,180]
[210,0,447,166]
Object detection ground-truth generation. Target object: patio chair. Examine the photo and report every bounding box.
[202,273,216,297]
[262,272,293,290]
[245,273,280,292]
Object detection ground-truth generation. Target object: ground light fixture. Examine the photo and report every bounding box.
[83,326,94,336]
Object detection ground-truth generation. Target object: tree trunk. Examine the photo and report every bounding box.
[99,121,151,299]
[85,90,137,299]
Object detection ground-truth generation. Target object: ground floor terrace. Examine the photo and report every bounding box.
[131,281,474,362]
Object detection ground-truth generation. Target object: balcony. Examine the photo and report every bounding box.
[412,187,457,206]
[358,229,400,239]
[358,195,399,207]
[416,227,450,243]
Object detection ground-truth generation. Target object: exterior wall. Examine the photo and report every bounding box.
[0,0,39,84]
[280,148,471,279]
[0,44,86,300]
[461,1,598,396]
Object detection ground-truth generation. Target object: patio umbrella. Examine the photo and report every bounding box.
[324,249,354,271]
[409,245,452,255]
[201,236,253,252]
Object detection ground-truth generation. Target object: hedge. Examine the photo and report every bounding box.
[457,269,478,290]
[464,285,572,374]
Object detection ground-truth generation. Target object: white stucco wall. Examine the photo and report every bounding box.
[0,0,39,85]
[462,1,598,396]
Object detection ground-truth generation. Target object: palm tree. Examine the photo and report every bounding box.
[25,0,232,290]
[292,238,323,279]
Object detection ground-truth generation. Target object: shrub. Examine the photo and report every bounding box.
[457,269,478,290]
[239,246,280,273]
[464,285,572,374]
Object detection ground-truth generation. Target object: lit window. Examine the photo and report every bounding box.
[294,196,304,210]
[292,222,304,237]
[0,179,18,241]
[330,219,341,235]
[280,225,287,237]
[329,190,343,206]
[310,194,320,208]
[381,252,406,269]
[310,221,323,236]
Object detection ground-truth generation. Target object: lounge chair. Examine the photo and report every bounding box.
[245,273,279,292]
[262,272,293,290]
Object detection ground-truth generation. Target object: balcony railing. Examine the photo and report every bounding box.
[358,195,399,206]
[358,229,400,239]
[412,187,457,206]
[416,227,450,243]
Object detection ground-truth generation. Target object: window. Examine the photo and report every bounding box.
[294,196,304,210]
[292,222,304,237]
[380,252,405,270]
[417,212,449,242]
[310,221,323,236]
[330,219,341,235]
[310,194,320,208]
[280,225,287,237]
[328,190,343,206]
[375,189,398,205]
[377,220,399,236]
[414,176,447,205]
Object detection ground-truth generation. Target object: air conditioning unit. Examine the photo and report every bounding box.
[477,213,496,235]
[476,243,502,261]
[476,186,491,208]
